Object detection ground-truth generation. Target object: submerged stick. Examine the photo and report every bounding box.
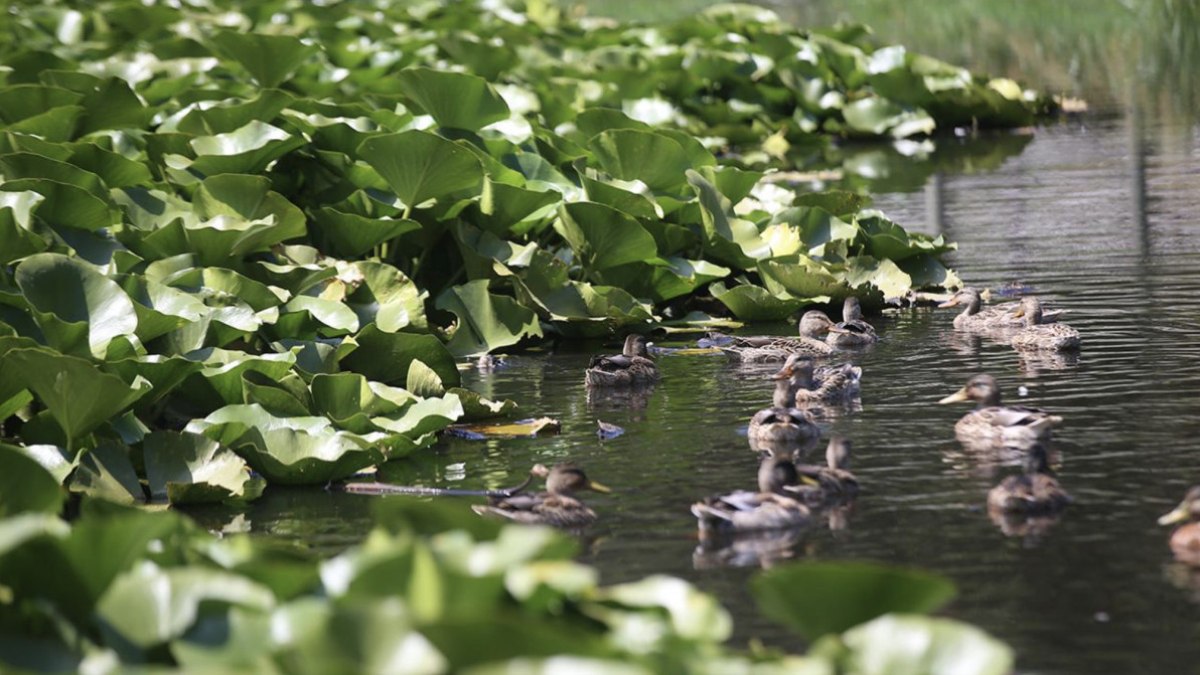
[334,472,535,499]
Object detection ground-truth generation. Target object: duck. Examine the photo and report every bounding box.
[747,364,821,445]
[938,288,1066,332]
[710,311,840,362]
[691,454,812,533]
[471,463,611,527]
[986,444,1071,514]
[794,436,860,504]
[1158,486,1200,566]
[938,374,1062,447]
[585,334,659,387]
[1010,296,1081,352]
[826,297,878,347]
[780,354,862,405]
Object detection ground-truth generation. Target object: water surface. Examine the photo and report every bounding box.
[232,115,1200,673]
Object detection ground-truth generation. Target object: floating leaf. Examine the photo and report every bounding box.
[446,417,560,440]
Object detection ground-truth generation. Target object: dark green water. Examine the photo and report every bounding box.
[219,114,1200,673]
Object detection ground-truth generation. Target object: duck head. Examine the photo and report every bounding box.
[938,373,1003,408]
[937,288,982,313]
[534,463,612,496]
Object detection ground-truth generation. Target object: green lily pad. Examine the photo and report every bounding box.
[5,348,152,445]
[555,202,658,273]
[0,443,65,516]
[97,561,275,649]
[187,121,307,175]
[209,31,318,89]
[396,67,511,132]
[1,178,118,231]
[708,281,813,321]
[357,130,483,211]
[751,561,957,639]
[143,431,261,504]
[186,404,389,485]
[435,280,543,357]
[839,614,1013,675]
[341,325,460,388]
[589,129,693,191]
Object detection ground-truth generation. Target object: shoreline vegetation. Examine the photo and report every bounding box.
[0,0,1050,671]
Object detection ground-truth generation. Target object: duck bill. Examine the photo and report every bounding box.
[772,366,794,380]
[938,388,970,404]
[936,297,960,308]
[827,325,851,334]
[1012,307,1026,318]
[587,480,612,494]
[1158,505,1190,526]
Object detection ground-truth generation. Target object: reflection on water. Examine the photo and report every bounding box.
[230,115,1200,672]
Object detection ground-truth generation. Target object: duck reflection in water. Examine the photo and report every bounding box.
[1016,350,1081,377]
[585,380,656,416]
[986,444,1071,543]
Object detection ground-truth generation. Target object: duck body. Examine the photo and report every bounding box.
[940,288,1065,332]
[826,297,878,347]
[715,311,839,362]
[585,334,659,387]
[472,463,610,527]
[939,374,1062,446]
[793,437,860,505]
[782,356,862,405]
[1160,487,1200,565]
[986,445,1071,514]
[691,456,812,534]
[1009,297,1081,352]
[748,365,821,444]
[747,407,819,445]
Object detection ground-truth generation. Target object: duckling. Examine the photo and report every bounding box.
[585,334,659,387]
[712,311,840,362]
[472,463,611,527]
[938,374,1062,447]
[986,444,1071,514]
[781,354,862,405]
[794,436,860,504]
[826,297,878,347]
[1010,296,1081,352]
[1159,486,1200,566]
[691,455,812,533]
[747,364,821,445]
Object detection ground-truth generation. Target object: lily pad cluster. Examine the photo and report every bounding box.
[0,451,1013,674]
[0,0,1052,495]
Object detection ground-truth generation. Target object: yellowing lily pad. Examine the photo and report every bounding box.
[446,417,561,440]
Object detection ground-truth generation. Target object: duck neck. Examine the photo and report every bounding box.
[961,293,982,317]
[772,377,796,408]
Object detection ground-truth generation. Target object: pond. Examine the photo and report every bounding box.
[214,111,1200,673]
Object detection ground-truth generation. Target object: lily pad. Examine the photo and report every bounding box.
[0,443,65,516]
[396,67,511,132]
[143,431,261,504]
[357,131,484,211]
[445,417,560,440]
[751,561,957,639]
[5,348,152,446]
[435,280,543,357]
